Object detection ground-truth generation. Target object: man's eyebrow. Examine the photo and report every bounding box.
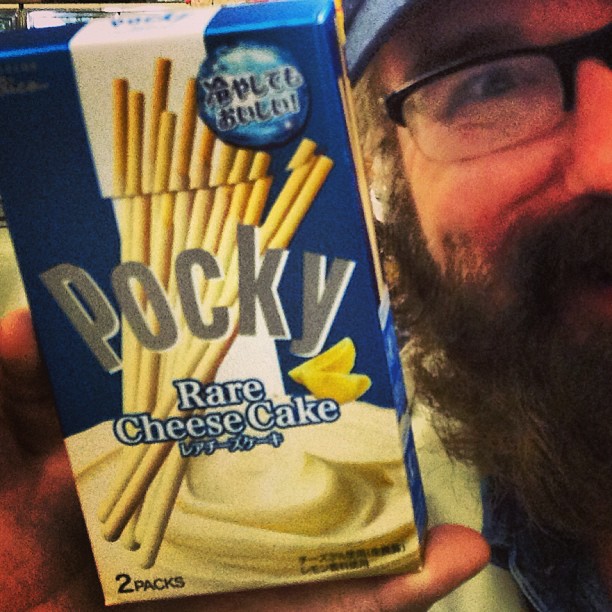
[408,24,526,77]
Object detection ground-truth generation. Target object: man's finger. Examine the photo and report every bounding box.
[0,308,60,455]
[0,307,46,386]
[376,523,490,610]
[142,524,490,612]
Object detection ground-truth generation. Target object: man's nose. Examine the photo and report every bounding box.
[565,59,612,195]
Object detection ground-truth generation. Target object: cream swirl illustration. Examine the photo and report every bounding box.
[68,400,420,600]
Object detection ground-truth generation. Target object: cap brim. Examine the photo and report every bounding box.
[344,0,417,81]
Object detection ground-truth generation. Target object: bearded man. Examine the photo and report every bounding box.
[345,0,612,609]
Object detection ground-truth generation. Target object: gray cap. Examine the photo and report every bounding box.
[344,0,418,81]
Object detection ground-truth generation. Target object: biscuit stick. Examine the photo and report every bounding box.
[144,57,171,194]
[113,78,128,197]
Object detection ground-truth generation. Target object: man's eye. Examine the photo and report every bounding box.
[441,65,523,120]
[402,54,559,137]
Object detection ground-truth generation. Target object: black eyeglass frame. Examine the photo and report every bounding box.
[384,21,612,127]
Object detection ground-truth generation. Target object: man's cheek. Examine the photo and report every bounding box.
[407,164,499,264]
[408,140,565,263]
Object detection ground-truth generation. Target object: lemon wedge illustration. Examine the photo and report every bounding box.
[288,337,356,384]
[288,338,371,403]
[296,370,371,404]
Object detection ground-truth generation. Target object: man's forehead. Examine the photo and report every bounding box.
[376,0,523,83]
[376,0,612,81]
[392,19,524,76]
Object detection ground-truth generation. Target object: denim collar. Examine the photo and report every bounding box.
[481,478,611,611]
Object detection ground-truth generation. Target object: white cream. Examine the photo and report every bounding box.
[68,400,420,599]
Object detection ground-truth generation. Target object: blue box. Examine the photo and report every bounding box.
[0,1,426,604]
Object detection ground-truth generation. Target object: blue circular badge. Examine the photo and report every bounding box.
[197,43,309,148]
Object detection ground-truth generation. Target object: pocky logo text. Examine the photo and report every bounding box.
[40,225,356,373]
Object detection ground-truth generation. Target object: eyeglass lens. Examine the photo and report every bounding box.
[402,55,565,161]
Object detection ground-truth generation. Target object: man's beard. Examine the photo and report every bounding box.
[385,191,612,541]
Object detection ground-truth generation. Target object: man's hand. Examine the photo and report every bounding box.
[0,308,489,611]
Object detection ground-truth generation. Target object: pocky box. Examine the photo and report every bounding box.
[0,0,426,605]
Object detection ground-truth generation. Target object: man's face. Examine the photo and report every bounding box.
[372,0,612,540]
[378,0,612,326]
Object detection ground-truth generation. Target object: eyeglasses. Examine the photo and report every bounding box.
[384,21,612,161]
